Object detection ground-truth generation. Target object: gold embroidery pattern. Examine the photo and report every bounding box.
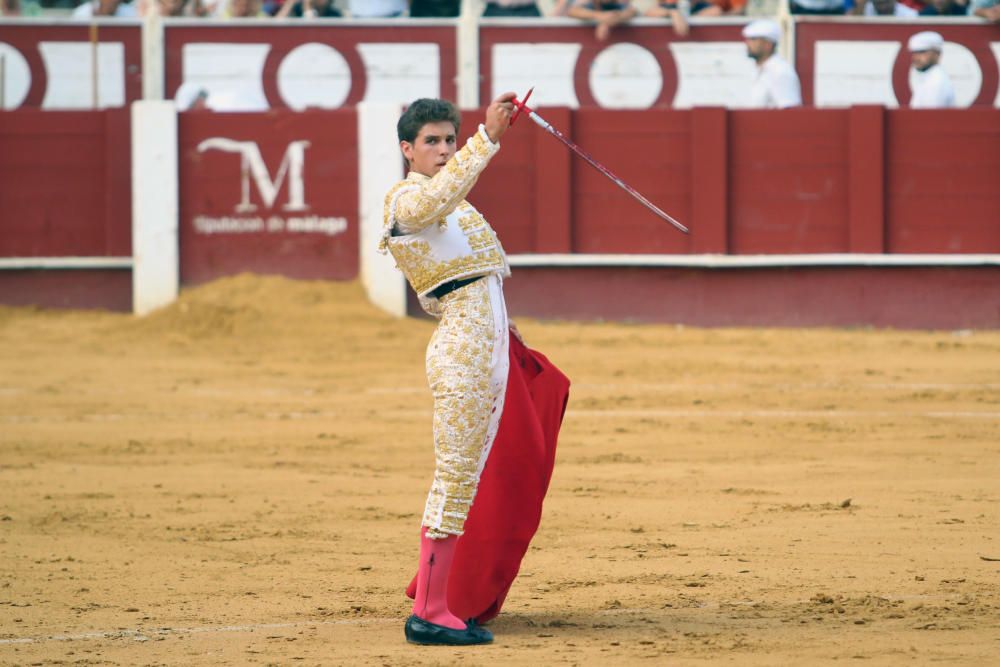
[457,211,485,233]
[468,131,492,159]
[393,246,505,296]
[379,181,421,253]
[379,127,499,252]
[466,230,495,252]
[422,277,508,538]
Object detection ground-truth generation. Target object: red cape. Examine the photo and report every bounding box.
[406,331,570,623]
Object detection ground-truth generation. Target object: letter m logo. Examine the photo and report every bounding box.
[197,138,311,213]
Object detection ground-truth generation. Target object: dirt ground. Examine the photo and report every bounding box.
[1,274,998,666]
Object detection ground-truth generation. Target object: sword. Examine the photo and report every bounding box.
[510,88,689,235]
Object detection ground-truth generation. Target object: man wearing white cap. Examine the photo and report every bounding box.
[742,19,802,109]
[908,31,955,108]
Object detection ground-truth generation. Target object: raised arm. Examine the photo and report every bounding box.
[568,3,603,18]
[390,128,499,232]
[274,0,298,18]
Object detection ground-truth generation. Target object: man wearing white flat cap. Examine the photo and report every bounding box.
[742,19,802,109]
[908,31,955,109]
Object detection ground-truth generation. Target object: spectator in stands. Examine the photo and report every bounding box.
[348,0,406,16]
[2,0,44,16]
[223,0,264,16]
[689,0,746,15]
[567,0,638,41]
[155,0,186,15]
[970,0,1000,21]
[72,0,139,17]
[643,2,690,37]
[274,0,341,17]
[919,0,967,14]
[483,0,542,16]
[183,0,211,15]
[788,0,845,14]
[411,0,459,15]
[851,0,919,15]
[742,19,802,109]
[908,31,955,107]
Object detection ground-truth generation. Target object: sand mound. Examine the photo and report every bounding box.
[90,274,427,357]
[133,274,382,336]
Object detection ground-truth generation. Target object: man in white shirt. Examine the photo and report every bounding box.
[742,19,802,109]
[789,0,845,13]
[855,0,919,15]
[483,0,541,16]
[72,0,138,17]
[908,31,955,108]
[348,0,406,16]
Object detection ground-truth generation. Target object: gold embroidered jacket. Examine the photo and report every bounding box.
[380,126,510,299]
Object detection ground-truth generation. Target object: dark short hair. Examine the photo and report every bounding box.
[397,98,461,144]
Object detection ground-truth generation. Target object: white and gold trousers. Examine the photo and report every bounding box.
[422,274,509,539]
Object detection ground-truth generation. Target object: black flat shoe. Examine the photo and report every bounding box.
[404,614,493,646]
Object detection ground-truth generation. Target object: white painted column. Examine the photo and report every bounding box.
[142,13,164,101]
[358,101,408,318]
[456,1,480,109]
[131,100,178,316]
[778,7,794,64]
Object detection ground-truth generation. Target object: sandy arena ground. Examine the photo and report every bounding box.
[1,274,998,666]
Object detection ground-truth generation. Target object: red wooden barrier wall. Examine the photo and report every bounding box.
[0,110,132,310]
[887,109,1000,253]
[464,108,1000,256]
[498,265,1000,329]
[572,110,692,254]
[2,108,997,325]
[0,110,131,257]
[729,110,849,254]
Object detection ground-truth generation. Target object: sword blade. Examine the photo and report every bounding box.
[525,110,689,235]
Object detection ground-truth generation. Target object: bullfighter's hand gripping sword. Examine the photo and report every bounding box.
[511,88,689,235]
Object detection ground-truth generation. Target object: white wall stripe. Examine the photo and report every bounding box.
[508,254,1000,268]
[3,409,998,424]
[0,257,132,269]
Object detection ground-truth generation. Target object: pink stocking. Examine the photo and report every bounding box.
[411,527,465,630]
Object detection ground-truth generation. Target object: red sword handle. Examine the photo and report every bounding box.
[510,87,534,127]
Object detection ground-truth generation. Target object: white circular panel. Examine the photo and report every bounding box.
[277,43,351,111]
[942,42,982,108]
[589,43,663,109]
[0,44,31,110]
